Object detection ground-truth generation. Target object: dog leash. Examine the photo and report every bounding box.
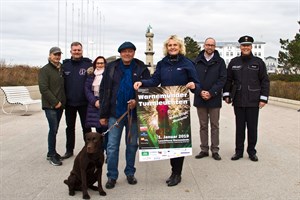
[101,105,133,143]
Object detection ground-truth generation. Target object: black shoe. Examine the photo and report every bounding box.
[127,175,137,185]
[61,152,73,159]
[167,174,181,187]
[195,151,209,159]
[231,154,243,160]
[212,153,222,160]
[105,178,116,189]
[166,173,175,184]
[49,154,62,166]
[47,153,62,161]
[249,155,258,162]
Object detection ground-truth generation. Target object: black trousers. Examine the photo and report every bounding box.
[170,157,184,175]
[65,104,91,152]
[234,106,259,156]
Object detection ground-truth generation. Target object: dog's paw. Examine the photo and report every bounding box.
[69,190,75,196]
[82,193,91,199]
[99,191,107,196]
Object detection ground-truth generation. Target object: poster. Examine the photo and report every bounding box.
[136,85,192,162]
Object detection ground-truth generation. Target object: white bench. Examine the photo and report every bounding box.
[1,86,41,114]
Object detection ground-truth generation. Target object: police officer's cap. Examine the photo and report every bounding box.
[118,41,136,53]
[238,35,254,45]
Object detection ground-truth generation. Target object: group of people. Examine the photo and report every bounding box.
[38,34,270,189]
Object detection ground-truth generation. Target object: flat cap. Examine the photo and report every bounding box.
[49,47,62,54]
[118,41,136,53]
[238,35,254,45]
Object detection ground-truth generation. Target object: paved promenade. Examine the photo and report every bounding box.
[0,97,299,200]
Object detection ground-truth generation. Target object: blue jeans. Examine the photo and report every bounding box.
[106,116,138,180]
[44,109,63,156]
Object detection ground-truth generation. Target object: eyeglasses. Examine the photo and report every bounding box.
[96,62,105,64]
[53,53,62,56]
[205,44,215,47]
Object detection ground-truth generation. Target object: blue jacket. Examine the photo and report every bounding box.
[84,67,102,128]
[141,55,201,93]
[193,50,227,108]
[99,58,151,119]
[63,57,92,106]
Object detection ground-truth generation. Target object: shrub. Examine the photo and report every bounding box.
[269,74,300,82]
[0,65,40,86]
[270,81,300,101]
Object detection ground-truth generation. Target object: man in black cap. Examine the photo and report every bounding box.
[223,35,270,162]
[99,41,150,189]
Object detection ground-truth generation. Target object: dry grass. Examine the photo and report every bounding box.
[270,81,300,101]
[0,65,40,86]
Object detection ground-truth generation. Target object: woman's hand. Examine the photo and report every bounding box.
[134,81,142,90]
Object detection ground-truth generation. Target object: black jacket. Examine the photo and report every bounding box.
[223,53,270,107]
[99,58,150,119]
[193,50,227,108]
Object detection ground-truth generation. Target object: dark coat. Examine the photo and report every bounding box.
[223,53,270,107]
[84,67,102,128]
[99,58,150,119]
[193,50,227,108]
[38,61,66,110]
[63,57,92,106]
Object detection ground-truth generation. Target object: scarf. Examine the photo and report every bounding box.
[92,68,104,97]
[116,61,135,117]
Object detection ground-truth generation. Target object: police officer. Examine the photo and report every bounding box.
[223,35,270,162]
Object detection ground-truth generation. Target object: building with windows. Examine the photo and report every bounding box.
[264,56,278,74]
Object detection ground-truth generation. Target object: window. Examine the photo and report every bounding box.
[226,52,229,56]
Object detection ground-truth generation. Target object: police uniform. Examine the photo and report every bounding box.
[223,36,270,161]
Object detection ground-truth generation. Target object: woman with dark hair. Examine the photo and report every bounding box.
[85,56,108,144]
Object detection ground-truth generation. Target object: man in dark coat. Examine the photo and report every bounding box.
[223,35,270,162]
[193,38,227,161]
[62,42,92,159]
[99,41,150,189]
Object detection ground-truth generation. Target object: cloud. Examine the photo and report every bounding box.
[1,0,299,66]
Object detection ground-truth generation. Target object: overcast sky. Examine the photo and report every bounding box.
[1,0,299,67]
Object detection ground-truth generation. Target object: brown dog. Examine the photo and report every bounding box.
[64,132,106,199]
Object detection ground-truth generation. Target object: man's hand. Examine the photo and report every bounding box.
[259,102,266,109]
[127,99,136,110]
[100,118,108,126]
[55,101,62,109]
[224,97,231,104]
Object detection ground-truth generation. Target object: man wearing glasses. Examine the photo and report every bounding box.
[194,38,227,161]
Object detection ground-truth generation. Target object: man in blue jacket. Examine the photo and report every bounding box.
[62,42,92,159]
[99,41,150,189]
[194,38,227,161]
